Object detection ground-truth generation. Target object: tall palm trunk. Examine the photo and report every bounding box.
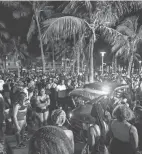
[72,62,75,74]
[85,64,89,83]
[128,54,133,77]
[114,56,117,73]
[77,51,80,75]
[81,59,84,73]
[35,13,45,74]
[88,34,95,83]
[17,64,20,78]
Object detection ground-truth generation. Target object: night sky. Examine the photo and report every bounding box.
[0,1,142,66]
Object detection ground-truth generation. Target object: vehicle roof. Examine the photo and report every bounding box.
[84,81,128,91]
[69,88,105,100]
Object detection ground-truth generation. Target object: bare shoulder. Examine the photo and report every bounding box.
[88,124,100,136]
[64,130,74,138]
[130,125,138,133]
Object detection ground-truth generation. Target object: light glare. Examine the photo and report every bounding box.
[102,85,110,94]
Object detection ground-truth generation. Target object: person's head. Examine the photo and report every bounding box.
[51,109,66,126]
[29,126,73,154]
[49,78,52,84]
[33,88,39,97]
[17,92,28,106]
[61,79,65,85]
[112,104,134,122]
[39,88,45,96]
[66,79,71,86]
[28,86,35,93]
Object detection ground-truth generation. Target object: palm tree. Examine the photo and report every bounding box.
[112,16,142,77]
[42,1,142,82]
[1,1,54,74]
[62,1,142,79]
[0,21,10,72]
[27,2,55,74]
[8,37,29,77]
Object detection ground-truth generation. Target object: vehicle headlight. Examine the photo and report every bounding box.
[102,85,110,94]
[69,113,73,118]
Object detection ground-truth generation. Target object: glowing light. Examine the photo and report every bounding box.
[102,85,110,94]
[69,113,73,118]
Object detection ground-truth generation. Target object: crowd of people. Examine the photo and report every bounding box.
[0,70,142,154]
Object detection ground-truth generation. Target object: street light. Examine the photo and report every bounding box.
[139,60,142,73]
[100,52,106,75]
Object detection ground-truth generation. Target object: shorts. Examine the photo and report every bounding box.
[36,107,49,113]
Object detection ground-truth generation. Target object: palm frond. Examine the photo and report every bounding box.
[84,0,92,13]
[62,1,79,14]
[117,25,136,38]
[27,18,36,43]
[111,41,126,53]
[98,25,128,46]
[134,54,140,62]
[0,1,21,8]
[93,1,142,27]
[39,5,54,12]
[135,53,141,59]
[113,1,142,20]
[8,37,28,61]
[42,16,85,44]
[137,25,142,40]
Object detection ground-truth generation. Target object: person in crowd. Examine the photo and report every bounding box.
[134,106,142,151]
[13,92,30,148]
[49,79,57,112]
[73,78,78,88]
[26,86,35,134]
[0,93,5,141]
[28,126,74,154]
[66,79,75,109]
[56,79,67,110]
[86,103,109,154]
[30,88,39,129]
[35,88,50,127]
[3,79,11,109]
[0,75,4,93]
[109,104,139,154]
[51,108,74,151]
[78,80,83,88]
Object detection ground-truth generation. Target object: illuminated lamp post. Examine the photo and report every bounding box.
[100,52,106,75]
[139,60,142,73]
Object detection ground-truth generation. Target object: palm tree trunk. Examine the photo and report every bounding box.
[82,60,84,73]
[114,56,117,73]
[88,34,95,83]
[35,14,46,74]
[128,54,133,77]
[17,65,20,78]
[85,64,89,83]
[72,63,75,74]
[77,51,80,75]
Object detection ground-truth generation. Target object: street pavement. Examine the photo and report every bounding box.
[6,135,85,154]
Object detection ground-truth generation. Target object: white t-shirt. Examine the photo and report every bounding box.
[56,85,66,98]
[57,85,66,91]
[0,80,4,91]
